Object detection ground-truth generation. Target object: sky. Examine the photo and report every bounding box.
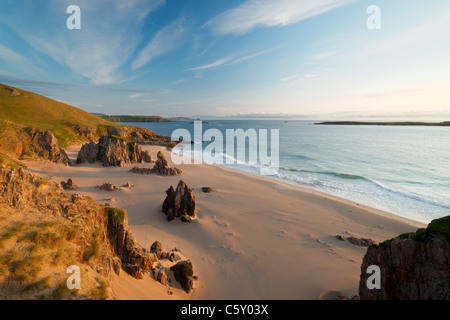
[0,0,449,120]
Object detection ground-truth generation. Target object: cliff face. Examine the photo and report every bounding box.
[0,121,69,165]
[359,216,450,300]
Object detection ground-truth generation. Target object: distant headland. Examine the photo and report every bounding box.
[315,121,450,127]
[92,114,192,123]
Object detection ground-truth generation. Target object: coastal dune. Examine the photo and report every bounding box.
[24,146,425,300]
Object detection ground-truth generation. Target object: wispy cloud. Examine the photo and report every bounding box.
[185,49,272,74]
[205,0,353,35]
[10,0,165,85]
[129,93,150,99]
[185,57,232,72]
[131,17,187,71]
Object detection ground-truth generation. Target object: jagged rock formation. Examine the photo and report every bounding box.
[76,136,153,167]
[0,121,70,165]
[130,151,182,176]
[61,178,77,190]
[97,182,117,192]
[162,180,196,222]
[359,216,450,300]
[104,207,156,279]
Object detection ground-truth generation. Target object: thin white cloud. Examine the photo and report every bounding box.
[185,49,272,73]
[129,93,150,98]
[205,0,354,35]
[185,57,232,72]
[13,0,165,85]
[131,17,187,71]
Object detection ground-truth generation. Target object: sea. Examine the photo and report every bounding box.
[123,120,450,224]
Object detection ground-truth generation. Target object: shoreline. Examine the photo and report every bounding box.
[23,145,426,299]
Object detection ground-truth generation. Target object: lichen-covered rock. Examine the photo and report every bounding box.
[76,136,153,167]
[359,216,450,300]
[162,180,196,222]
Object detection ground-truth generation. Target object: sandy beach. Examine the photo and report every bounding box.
[23,145,425,300]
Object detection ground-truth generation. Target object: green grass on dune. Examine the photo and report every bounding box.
[0,84,121,147]
[0,84,115,130]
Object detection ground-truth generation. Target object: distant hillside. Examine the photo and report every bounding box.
[99,115,171,122]
[98,115,193,122]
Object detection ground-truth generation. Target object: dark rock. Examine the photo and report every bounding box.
[97,182,117,191]
[336,235,374,247]
[169,252,181,262]
[150,241,163,259]
[61,178,77,190]
[77,136,153,167]
[201,187,214,193]
[130,151,182,176]
[170,260,195,293]
[122,181,132,188]
[359,216,450,300]
[162,180,196,222]
[104,207,154,279]
[157,269,168,286]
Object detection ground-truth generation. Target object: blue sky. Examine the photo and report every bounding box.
[0,0,449,120]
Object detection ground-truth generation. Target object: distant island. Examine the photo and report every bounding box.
[93,114,193,123]
[315,121,450,127]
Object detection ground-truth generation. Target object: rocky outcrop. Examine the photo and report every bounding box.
[97,182,117,192]
[162,180,196,222]
[0,121,70,165]
[170,260,196,293]
[61,178,77,190]
[130,151,182,176]
[336,235,374,247]
[359,216,450,300]
[76,136,153,167]
[104,207,155,279]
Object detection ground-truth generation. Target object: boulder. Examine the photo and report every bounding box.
[150,241,163,259]
[201,187,214,193]
[157,269,168,286]
[170,260,195,294]
[162,180,196,222]
[97,182,117,192]
[61,178,77,190]
[359,216,450,300]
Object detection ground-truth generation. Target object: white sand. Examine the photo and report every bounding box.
[24,145,425,300]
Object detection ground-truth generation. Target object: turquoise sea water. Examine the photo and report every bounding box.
[124,120,450,224]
